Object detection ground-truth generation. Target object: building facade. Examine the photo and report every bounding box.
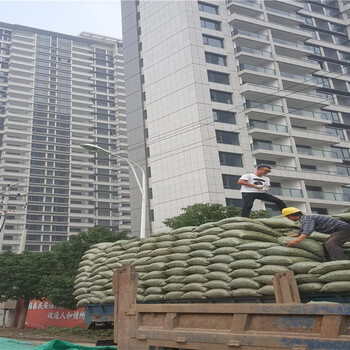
[122,0,350,234]
[0,22,130,252]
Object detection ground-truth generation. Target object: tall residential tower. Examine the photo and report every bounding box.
[0,22,130,252]
[122,0,350,234]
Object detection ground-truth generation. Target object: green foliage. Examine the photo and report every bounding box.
[0,251,53,303]
[163,203,269,229]
[41,227,129,309]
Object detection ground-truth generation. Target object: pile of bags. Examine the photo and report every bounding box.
[74,215,350,307]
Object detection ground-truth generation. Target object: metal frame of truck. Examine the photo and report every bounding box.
[113,265,350,350]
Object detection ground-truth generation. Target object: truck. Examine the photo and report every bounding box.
[88,265,350,349]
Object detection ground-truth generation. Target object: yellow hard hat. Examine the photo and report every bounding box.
[282,207,301,217]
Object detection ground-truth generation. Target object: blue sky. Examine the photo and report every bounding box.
[1,0,123,39]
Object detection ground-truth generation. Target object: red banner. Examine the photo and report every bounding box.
[25,300,85,329]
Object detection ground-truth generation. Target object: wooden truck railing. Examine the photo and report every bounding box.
[113,265,350,350]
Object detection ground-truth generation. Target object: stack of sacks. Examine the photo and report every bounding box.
[73,215,350,307]
[309,261,350,293]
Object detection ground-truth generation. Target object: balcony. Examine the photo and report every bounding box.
[235,46,272,58]
[232,29,268,41]
[297,148,339,159]
[269,187,303,198]
[226,0,262,17]
[307,191,350,202]
[266,7,303,20]
[238,64,276,76]
[243,100,283,120]
[273,37,311,51]
[288,109,331,122]
[248,121,288,133]
[251,142,292,153]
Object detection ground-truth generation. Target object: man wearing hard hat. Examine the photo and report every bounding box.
[282,207,350,261]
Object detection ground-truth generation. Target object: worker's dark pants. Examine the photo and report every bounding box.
[323,224,350,261]
[241,192,287,217]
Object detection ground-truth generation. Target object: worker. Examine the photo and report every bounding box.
[282,207,350,261]
[237,165,287,218]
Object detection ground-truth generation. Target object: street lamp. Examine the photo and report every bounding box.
[80,143,147,238]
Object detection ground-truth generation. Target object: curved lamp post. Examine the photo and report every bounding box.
[80,143,146,238]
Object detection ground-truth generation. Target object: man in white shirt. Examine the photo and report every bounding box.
[237,165,287,217]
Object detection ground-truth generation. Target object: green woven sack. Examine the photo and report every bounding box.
[309,260,350,275]
[220,222,280,237]
[170,246,192,253]
[318,270,350,283]
[259,246,323,262]
[171,226,196,234]
[289,262,319,274]
[144,262,166,272]
[253,275,274,285]
[257,255,294,266]
[231,288,261,297]
[183,274,208,283]
[231,250,262,260]
[229,278,260,289]
[195,235,218,243]
[255,265,290,275]
[213,237,246,247]
[203,280,230,289]
[214,246,239,255]
[184,266,209,275]
[189,250,213,258]
[165,261,188,269]
[181,291,206,299]
[227,230,277,243]
[193,222,217,233]
[181,283,207,292]
[258,285,275,295]
[277,237,324,258]
[257,217,300,228]
[229,259,261,270]
[205,289,231,298]
[162,283,185,292]
[166,275,186,283]
[209,255,234,264]
[187,257,209,266]
[298,283,323,293]
[320,281,350,293]
[229,269,258,279]
[164,291,185,300]
[295,274,320,284]
[190,242,215,250]
[205,271,231,282]
[164,267,186,276]
[207,263,231,273]
[237,242,278,251]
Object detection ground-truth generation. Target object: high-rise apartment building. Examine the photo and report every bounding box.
[0,22,130,252]
[122,0,350,234]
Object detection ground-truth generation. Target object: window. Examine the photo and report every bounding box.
[311,207,328,215]
[219,152,243,167]
[222,174,240,190]
[203,34,223,48]
[213,109,235,124]
[325,127,345,140]
[208,70,230,85]
[216,130,239,145]
[301,164,316,172]
[205,52,226,66]
[201,18,221,31]
[331,146,350,160]
[210,90,232,104]
[226,198,242,207]
[198,2,218,15]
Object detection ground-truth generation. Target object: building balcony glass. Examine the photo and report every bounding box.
[235,46,272,58]
[232,29,268,41]
[297,148,338,159]
[226,0,262,9]
[238,64,275,75]
[288,109,329,120]
[273,38,311,51]
[265,6,303,20]
[248,121,288,133]
[251,142,292,153]
[244,100,283,113]
[269,188,303,197]
[307,191,350,202]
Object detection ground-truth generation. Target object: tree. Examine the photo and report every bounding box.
[163,203,269,229]
[41,227,129,310]
[0,251,53,329]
